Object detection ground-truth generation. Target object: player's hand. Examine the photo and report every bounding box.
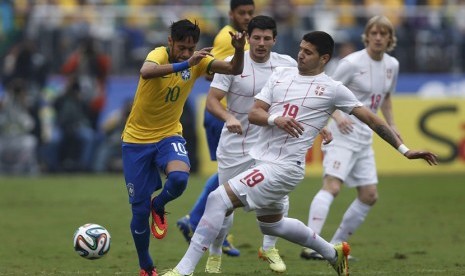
[226,116,243,135]
[275,116,304,138]
[336,116,354,134]
[188,47,213,66]
[319,127,333,145]
[229,31,246,51]
[404,150,438,166]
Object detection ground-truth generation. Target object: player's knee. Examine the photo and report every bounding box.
[359,185,378,205]
[360,192,378,206]
[322,175,342,196]
[258,219,284,237]
[131,199,151,220]
[166,171,190,198]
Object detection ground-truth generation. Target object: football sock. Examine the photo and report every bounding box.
[258,217,336,261]
[307,190,334,235]
[176,185,232,274]
[210,212,233,255]
[262,234,278,251]
[330,198,371,244]
[189,173,219,228]
[153,171,189,212]
[130,200,153,270]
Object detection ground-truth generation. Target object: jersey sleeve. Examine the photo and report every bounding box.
[334,83,363,114]
[209,55,233,92]
[210,71,233,93]
[145,47,168,65]
[388,58,400,95]
[331,59,355,86]
[193,55,215,77]
[255,70,280,105]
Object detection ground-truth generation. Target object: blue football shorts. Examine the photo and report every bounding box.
[122,136,191,204]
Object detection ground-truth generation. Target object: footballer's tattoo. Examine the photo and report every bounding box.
[373,124,398,148]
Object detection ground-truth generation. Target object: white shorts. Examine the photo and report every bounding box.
[218,154,255,186]
[228,161,304,216]
[322,143,378,187]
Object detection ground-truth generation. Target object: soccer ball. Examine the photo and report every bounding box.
[73,223,111,260]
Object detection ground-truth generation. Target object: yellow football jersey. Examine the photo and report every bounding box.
[122,46,214,143]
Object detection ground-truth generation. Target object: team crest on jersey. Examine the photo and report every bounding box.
[315,85,326,96]
[181,69,191,81]
[126,183,135,197]
[386,69,392,79]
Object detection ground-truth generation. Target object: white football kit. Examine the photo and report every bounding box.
[212,51,297,185]
[324,49,399,186]
[228,67,362,215]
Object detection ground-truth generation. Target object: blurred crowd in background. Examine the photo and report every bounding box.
[0,0,464,175]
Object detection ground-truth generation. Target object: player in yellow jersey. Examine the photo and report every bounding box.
[121,19,245,276]
[176,0,254,258]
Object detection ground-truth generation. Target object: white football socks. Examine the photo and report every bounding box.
[209,212,233,255]
[330,198,371,244]
[259,217,336,261]
[307,190,334,234]
[176,186,232,274]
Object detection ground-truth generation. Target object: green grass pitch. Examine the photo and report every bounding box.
[0,173,463,275]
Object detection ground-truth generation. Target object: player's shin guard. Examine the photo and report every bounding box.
[210,212,233,255]
[189,173,220,228]
[154,171,189,210]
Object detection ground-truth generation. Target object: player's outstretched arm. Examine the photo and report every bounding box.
[351,106,438,165]
[209,31,246,75]
[139,47,213,79]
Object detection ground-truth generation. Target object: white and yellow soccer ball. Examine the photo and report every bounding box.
[73,223,111,259]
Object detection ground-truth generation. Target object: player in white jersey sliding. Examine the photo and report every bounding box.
[202,15,297,274]
[301,15,403,260]
[162,30,437,276]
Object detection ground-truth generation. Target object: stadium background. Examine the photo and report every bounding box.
[0,1,464,175]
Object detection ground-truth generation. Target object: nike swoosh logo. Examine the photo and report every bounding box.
[134,229,147,235]
[240,74,251,78]
[359,71,367,75]
[154,225,165,236]
[312,217,324,221]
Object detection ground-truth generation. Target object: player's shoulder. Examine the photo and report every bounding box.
[273,66,298,77]
[383,52,400,67]
[341,49,365,63]
[150,46,167,54]
[321,72,343,85]
[215,25,235,40]
[146,46,168,62]
[270,52,297,66]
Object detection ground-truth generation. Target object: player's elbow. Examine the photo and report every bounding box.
[205,99,215,114]
[229,63,243,75]
[248,109,261,125]
[140,69,151,79]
